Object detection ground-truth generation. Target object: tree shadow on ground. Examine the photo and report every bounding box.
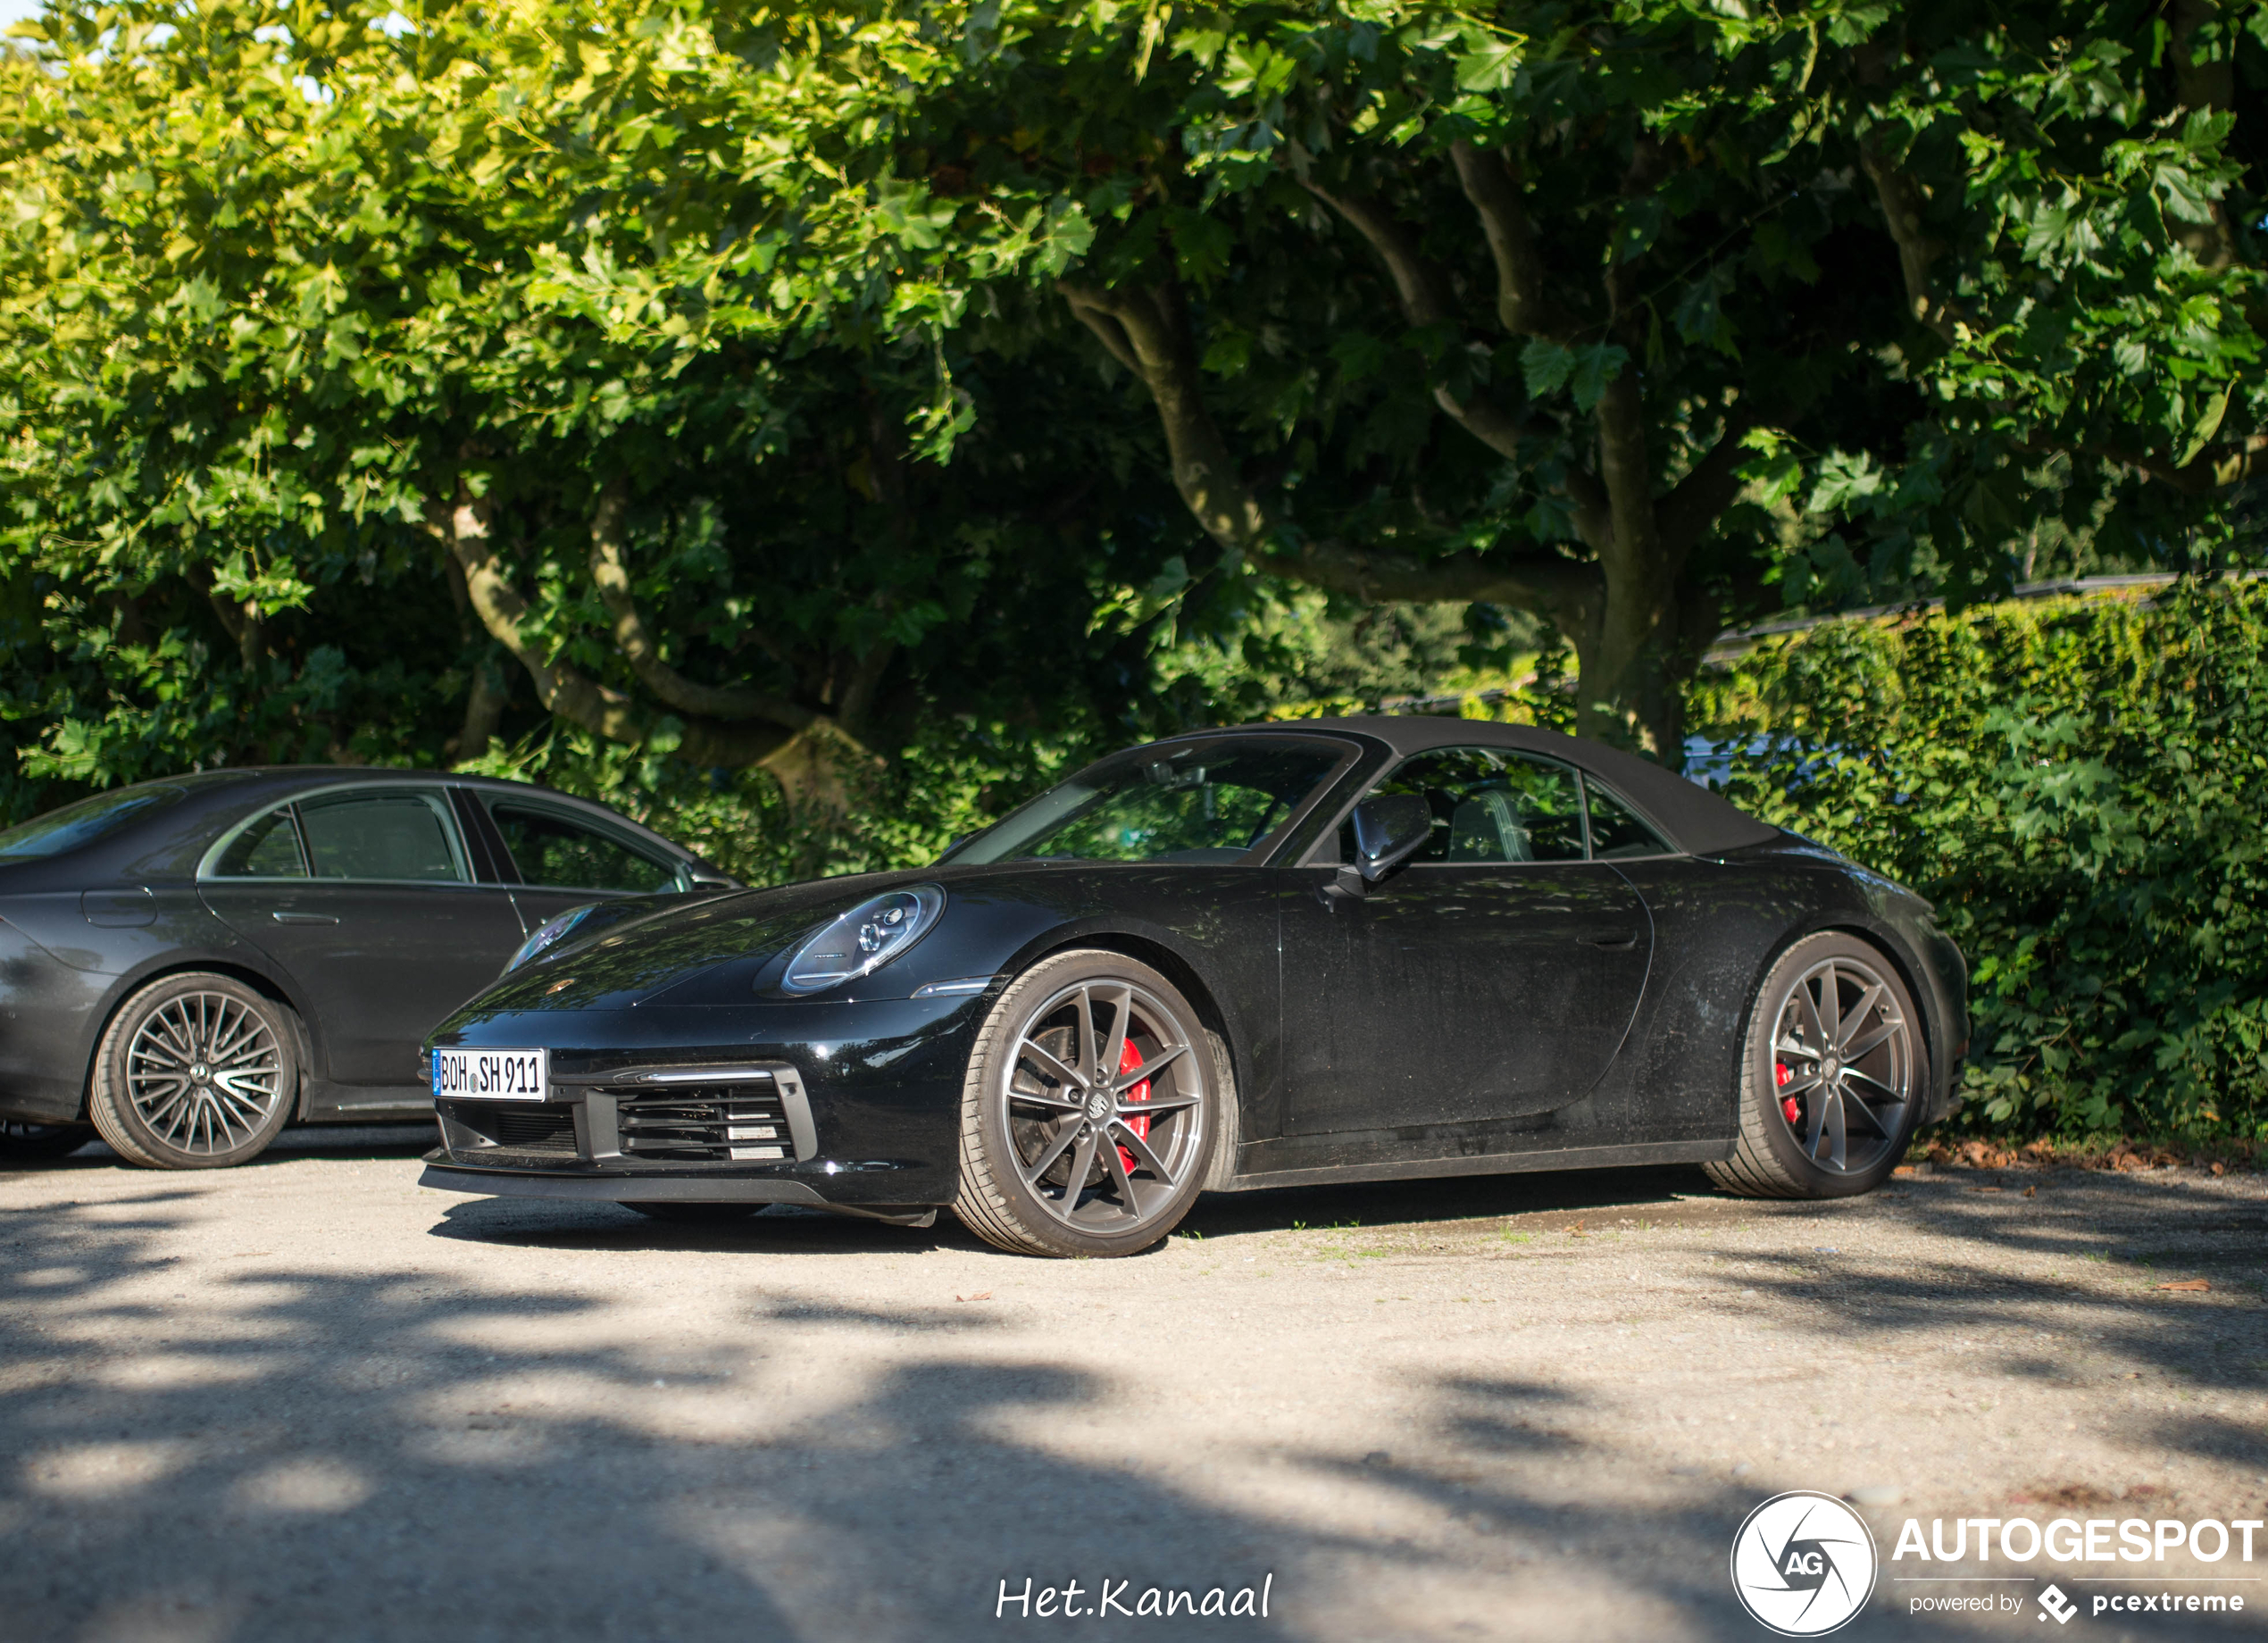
[5,1186,2166,1643]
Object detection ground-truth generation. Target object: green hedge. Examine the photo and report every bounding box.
[1691,580,2268,1144]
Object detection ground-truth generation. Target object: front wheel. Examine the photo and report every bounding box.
[1705,932,1927,1200]
[88,973,299,1170]
[952,949,1221,1258]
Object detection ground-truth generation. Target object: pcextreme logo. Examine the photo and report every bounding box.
[1730,1490,1880,1636]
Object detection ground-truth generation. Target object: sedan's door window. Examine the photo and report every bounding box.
[1341,746,1587,863]
[299,791,467,882]
[487,802,680,893]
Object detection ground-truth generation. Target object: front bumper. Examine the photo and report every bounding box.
[421,998,979,1207]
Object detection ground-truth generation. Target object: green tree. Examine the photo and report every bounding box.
[861,0,2266,761]
[0,0,1127,828]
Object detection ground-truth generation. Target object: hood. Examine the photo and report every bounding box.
[474,869,936,1013]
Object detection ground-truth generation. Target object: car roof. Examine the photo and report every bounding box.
[0,766,711,886]
[1175,716,1784,857]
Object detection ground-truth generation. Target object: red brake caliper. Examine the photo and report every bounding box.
[1117,1035,1150,1175]
[1776,1061,1800,1125]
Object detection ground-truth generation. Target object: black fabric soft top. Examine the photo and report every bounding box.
[1205,715,1783,858]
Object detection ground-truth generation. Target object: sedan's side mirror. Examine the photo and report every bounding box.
[1326,793,1434,899]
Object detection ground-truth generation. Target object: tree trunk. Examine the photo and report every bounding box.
[1067,143,1767,770]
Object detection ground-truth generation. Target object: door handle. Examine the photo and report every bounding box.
[271,912,340,926]
[1580,931,1639,949]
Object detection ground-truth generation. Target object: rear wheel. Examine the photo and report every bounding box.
[88,973,298,1170]
[622,1202,763,1224]
[952,949,1220,1258]
[1706,932,1925,1200]
[0,1121,93,1163]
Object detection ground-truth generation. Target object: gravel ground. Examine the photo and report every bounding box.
[3,1128,2264,1642]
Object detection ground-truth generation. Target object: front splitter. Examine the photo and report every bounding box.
[417,1161,939,1226]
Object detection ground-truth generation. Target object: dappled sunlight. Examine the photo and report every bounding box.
[2,1157,2261,1639]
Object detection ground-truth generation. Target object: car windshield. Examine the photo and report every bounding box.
[0,787,184,861]
[949,738,1349,865]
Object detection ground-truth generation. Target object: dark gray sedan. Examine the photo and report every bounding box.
[0,771,734,1168]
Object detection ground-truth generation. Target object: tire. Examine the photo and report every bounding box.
[88,973,299,1170]
[623,1202,763,1224]
[952,948,1222,1258]
[1706,932,1928,1200]
[0,1121,93,1163]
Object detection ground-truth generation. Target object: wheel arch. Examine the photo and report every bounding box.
[1002,923,1252,1175]
[76,957,321,1123]
[1764,914,1954,1124]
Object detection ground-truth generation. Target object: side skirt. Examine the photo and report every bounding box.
[1220,1137,1734,1194]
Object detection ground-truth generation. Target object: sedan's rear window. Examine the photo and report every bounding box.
[0,787,183,860]
[952,739,1348,865]
[487,801,679,893]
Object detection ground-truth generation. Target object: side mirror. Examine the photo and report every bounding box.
[1350,793,1434,884]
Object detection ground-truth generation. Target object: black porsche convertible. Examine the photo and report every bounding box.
[421,717,1968,1257]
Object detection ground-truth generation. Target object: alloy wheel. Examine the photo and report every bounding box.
[1768,955,1914,1175]
[124,991,288,1156]
[999,978,1206,1234]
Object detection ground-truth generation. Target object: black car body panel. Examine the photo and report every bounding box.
[424,718,1970,1213]
[0,769,733,1126]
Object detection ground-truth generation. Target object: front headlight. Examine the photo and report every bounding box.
[504,905,597,973]
[779,885,945,996]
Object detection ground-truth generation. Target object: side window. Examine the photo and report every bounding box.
[213,805,308,878]
[1343,746,1587,864]
[299,791,467,883]
[487,802,680,893]
[1584,778,1675,859]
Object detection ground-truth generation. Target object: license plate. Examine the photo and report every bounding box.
[432,1047,548,1101]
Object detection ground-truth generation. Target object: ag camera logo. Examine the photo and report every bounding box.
[1730,1490,1879,1636]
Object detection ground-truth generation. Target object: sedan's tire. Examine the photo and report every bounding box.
[952,949,1221,1258]
[0,1121,93,1163]
[88,973,299,1170]
[1707,932,1927,1200]
[623,1202,763,1224]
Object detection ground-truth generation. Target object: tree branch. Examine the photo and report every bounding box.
[2170,0,2241,271]
[1860,139,1964,344]
[1592,264,1663,583]
[1259,538,1600,621]
[448,655,508,766]
[587,480,815,731]
[1655,413,1760,563]
[1060,280,1271,556]
[1303,182,1530,463]
[1062,279,1597,632]
[426,490,796,770]
[1448,141,1576,339]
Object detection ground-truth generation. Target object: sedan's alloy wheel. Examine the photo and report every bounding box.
[955,951,1216,1256]
[89,973,300,1170]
